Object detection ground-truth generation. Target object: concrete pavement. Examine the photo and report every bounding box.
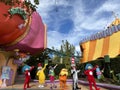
[0,80,109,90]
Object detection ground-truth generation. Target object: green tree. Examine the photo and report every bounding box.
[59,40,75,76]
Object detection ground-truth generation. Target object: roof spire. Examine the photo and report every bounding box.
[111,11,120,25]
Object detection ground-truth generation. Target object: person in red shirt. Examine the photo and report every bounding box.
[24,66,34,90]
[84,64,100,90]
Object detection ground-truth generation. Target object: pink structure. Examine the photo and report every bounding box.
[0,1,47,55]
[5,12,47,54]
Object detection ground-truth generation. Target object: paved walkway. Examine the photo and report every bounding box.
[0,80,108,90]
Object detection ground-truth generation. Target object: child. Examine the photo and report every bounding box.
[48,64,58,88]
[37,63,48,88]
[84,64,100,90]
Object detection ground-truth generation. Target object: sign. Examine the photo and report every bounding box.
[44,59,48,64]
[1,66,11,79]
[104,55,110,63]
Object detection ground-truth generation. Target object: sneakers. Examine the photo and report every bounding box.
[38,85,44,88]
[41,85,44,87]
[38,85,41,87]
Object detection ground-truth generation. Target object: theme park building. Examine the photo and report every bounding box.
[0,0,47,86]
[80,18,120,63]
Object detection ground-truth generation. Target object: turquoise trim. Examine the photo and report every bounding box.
[8,7,27,20]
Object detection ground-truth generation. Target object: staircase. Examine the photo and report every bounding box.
[15,74,25,84]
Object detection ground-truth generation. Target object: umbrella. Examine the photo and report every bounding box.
[22,65,31,73]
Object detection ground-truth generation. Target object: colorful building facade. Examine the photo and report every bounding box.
[80,18,120,63]
[0,0,47,86]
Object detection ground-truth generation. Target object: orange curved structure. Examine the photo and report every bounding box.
[80,18,120,63]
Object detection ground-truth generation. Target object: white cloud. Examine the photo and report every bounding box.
[75,45,81,54]
[72,0,120,32]
[47,30,82,52]
[47,31,64,49]
[94,0,120,14]
[80,18,108,30]
[36,0,120,54]
[93,0,120,25]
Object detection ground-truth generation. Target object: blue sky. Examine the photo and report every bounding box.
[33,0,120,53]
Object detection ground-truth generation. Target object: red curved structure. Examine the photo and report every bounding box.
[0,1,47,54]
